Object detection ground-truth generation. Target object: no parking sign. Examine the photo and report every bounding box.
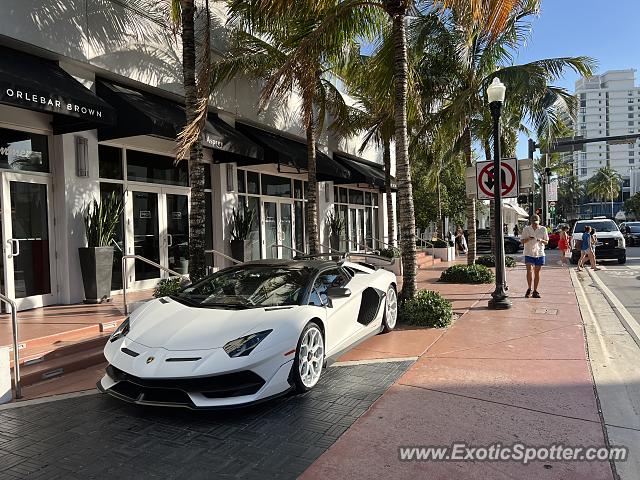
[476,158,518,200]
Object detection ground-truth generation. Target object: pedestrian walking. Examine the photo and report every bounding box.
[455,226,467,255]
[513,224,520,237]
[577,226,594,271]
[521,214,549,298]
[557,225,570,266]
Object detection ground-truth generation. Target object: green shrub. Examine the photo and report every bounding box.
[154,277,182,298]
[476,255,516,268]
[439,264,495,284]
[400,290,453,328]
[431,239,448,248]
[378,247,401,258]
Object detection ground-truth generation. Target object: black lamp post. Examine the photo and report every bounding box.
[487,78,511,310]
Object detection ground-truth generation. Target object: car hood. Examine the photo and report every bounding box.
[127,297,284,350]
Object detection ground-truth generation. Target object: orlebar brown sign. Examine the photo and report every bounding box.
[2,87,105,119]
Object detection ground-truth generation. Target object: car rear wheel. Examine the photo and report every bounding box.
[505,243,517,254]
[618,255,627,264]
[293,322,324,392]
[381,284,398,333]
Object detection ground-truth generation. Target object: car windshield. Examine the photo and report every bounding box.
[172,265,313,308]
[574,221,619,233]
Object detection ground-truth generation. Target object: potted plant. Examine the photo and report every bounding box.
[326,210,345,252]
[79,192,124,303]
[229,204,254,262]
[432,238,456,262]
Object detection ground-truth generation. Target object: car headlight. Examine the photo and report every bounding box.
[618,237,625,248]
[223,330,272,357]
[110,318,130,343]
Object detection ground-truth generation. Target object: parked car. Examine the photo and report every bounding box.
[621,222,640,246]
[570,217,626,264]
[468,229,524,255]
[547,230,559,249]
[99,258,398,409]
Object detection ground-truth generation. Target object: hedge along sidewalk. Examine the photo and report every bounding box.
[303,259,612,480]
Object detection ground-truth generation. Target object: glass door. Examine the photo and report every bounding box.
[127,187,190,288]
[131,190,161,284]
[165,193,189,275]
[348,207,366,251]
[262,200,294,259]
[1,173,57,310]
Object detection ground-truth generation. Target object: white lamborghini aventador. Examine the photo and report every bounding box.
[98,257,398,409]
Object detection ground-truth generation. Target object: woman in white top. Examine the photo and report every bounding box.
[520,214,549,298]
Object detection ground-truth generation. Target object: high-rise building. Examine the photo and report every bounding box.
[572,70,640,217]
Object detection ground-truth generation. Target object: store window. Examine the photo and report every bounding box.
[247,171,259,194]
[98,145,123,180]
[0,127,49,173]
[261,173,292,197]
[335,187,381,250]
[127,149,188,186]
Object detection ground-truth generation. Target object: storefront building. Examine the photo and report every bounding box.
[0,6,396,311]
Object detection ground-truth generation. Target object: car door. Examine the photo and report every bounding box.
[309,268,362,355]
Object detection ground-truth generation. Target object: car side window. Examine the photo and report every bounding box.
[308,269,349,306]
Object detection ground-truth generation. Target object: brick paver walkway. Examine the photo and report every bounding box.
[302,257,615,480]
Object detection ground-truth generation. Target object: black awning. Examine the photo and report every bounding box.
[235,122,352,182]
[0,46,115,134]
[96,80,262,161]
[333,152,396,191]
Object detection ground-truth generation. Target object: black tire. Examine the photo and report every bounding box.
[618,255,627,264]
[505,243,517,254]
[292,322,324,393]
[381,284,398,333]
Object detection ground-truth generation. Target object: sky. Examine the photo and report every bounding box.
[513,0,640,158]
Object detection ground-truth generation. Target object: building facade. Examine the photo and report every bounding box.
[0,1,396,311]
[572,70,640,218]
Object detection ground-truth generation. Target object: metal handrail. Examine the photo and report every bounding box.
[269,244,306,257]
[204,249,242,265]
[339,236,378,254]
[121,255,188,315]
[365,235,397,251]
[0,293,20,399]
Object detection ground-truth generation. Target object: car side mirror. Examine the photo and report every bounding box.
[326,286,351,298]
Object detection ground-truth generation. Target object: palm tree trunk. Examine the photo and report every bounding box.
[464,127,476,265]
[436,177,442,239]
[181,0,206,282]
[306,112,319,255]
[390,8,417,300]
[383,138,395,247]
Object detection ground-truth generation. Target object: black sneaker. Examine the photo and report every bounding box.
[532,291,541,298]
[525,288,531,298]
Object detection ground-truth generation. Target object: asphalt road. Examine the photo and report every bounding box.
[590,245,640,324]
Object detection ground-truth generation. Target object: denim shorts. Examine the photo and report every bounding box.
[524,256,545,266]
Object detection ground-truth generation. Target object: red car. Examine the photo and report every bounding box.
[548,230,559,249]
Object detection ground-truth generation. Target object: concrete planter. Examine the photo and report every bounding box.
[230,240,251,263]
[434,246,456,262]
[78,246,114,304]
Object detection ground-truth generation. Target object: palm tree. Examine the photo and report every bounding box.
[421,1,594,264]
[167,0,213,282]
[557,174,584,220]
[587,166,622,217]
[244,0,524,299]
[210,2,379,255]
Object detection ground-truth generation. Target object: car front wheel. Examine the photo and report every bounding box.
[505,243,517,254]
[381,284,398,333]
[618,255,627,264]
[293,322,324,393]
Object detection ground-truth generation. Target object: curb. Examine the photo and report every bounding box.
[585,268,640,349]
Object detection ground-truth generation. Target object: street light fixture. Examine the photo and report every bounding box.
[487,78,511,310]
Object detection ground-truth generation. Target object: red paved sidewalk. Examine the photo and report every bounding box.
[302,258,614,480]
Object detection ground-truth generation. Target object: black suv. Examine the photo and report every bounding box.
[470,229,523,255]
